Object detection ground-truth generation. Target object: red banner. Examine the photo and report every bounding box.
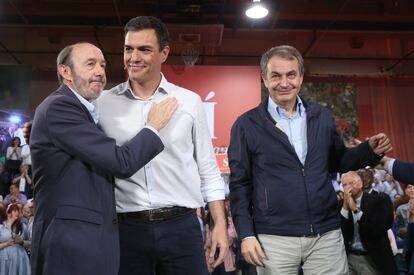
[163,65,261,147]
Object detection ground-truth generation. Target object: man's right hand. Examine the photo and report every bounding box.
[147,97,178,131]
[241,238,266,267]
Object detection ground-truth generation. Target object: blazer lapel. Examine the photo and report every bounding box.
[59,84,96,124]
[258,99,297,155]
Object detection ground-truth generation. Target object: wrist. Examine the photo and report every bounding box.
[212,218,227,228]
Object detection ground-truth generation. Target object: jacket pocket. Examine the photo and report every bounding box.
[55,205,103,225]
[264,187,269,209]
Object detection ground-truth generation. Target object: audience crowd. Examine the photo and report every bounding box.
[1,125,414,275]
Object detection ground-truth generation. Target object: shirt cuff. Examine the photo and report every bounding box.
[341,208,349,219]
[242,236,256,241]
[144,125,160,137]
[387,158,396,176]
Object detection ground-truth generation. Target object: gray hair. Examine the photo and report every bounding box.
[56,44,75,83]
[341,171,362,182]
[260,45,304,77]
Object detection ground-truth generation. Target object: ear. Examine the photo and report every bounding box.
[58,64,73,83]
[160,46,170,64]
[261,75,269,89]
[298,73,304,86]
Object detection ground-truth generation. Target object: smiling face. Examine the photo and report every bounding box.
[262,55,304,109]
[59,43,107,101]
[123,29,169,86]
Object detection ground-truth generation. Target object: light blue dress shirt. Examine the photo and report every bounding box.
[267,96,308,165]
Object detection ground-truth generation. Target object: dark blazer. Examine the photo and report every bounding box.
[341,192,397,275]
[229,98,382,239]
[393,159,414,184]
[30,85,164,275]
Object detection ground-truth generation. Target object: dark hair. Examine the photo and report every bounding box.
[11,137,21,147]
[124,16,170,51]
[9,183,19,192]
[357,168,374,192]
[260,45,304,77]
[6,203,23,235]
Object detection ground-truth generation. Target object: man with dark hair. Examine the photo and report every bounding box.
[228,45,392,274]
[96,16,228,275]
[357,168,377,194]
[30,42,177,275]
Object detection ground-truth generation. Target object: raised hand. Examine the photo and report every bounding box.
[368,133,392,155]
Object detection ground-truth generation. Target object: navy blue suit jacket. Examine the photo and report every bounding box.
[30,85,164,275]
[393,159,414,184]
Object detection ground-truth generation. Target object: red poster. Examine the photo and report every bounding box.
[215,153,230,173]
[163,65,261,147]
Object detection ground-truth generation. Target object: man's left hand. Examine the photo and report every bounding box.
[368,133,392,155]
[209,221,229,268]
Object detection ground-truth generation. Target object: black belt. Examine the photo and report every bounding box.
[350,250,369,256]
[117,207,194,221]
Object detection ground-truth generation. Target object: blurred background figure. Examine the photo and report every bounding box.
[0,203,31,275]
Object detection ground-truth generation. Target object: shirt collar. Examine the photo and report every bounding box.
[68,86,99,124]
[116,73,170,99]
[268,96,305,117]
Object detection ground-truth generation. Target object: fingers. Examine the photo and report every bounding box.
[209,240,218,260]
[146,97,178,131]
[241,238,265,267]
[212,245,228,268]
[369,133,392,154]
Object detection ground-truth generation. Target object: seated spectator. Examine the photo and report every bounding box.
[383,173,404,203]
[357,168,376,194]
[2,183,27,207]
[0,203,31,274]
[21,201,34,250]
[403,185,414,274]
[20,144,31,176]
[394,194,410,229]
[5,137,22,178]
[341,171,397,275]
[12,164,33,199]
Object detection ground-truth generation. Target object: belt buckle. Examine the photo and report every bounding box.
[148,209,164,221]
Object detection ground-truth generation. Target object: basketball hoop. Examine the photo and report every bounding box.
[181,44,199,67]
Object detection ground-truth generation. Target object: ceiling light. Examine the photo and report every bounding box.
[245,0,269,19]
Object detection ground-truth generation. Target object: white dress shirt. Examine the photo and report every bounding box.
[96,74,225,212]
[341,194,366,251]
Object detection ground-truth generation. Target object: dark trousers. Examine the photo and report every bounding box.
[118,210,208,275]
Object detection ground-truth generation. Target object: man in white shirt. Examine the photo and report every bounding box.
[96,16,227,275]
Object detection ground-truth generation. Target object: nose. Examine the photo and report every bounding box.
[279,75,288,87]
[93,64,106,79]
[130,49,142,62]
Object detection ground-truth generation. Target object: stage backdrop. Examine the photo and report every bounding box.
[163,65,261,148]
